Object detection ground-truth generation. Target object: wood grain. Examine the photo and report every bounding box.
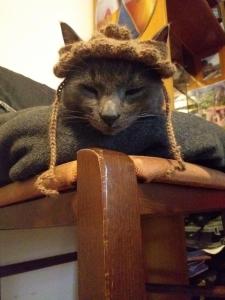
[139,182,225,215]
[2,149,225,299]
[77,148,145,300]
[0,192,76,229]
[142,215,189,300]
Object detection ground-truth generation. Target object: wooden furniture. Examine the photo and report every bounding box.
[168,0,225,86]
[1,148,225,299]
[167,0,225,58]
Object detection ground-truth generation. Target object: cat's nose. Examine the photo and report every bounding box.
[100,113,120,126]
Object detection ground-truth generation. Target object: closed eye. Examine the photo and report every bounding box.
[125,86,145,97]
[80,84,98,98]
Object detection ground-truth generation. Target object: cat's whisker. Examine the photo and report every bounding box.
[62,110,85,115]
[61,108,89,117]
[138,113,163,118]
[61,114,89,122]
[62,116,88,120]
[61,118,90,126]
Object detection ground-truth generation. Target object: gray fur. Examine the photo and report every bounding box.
[0,58,225,185]
[0,105,225,186]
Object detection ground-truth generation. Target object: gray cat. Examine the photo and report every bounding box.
[0,23,225,186]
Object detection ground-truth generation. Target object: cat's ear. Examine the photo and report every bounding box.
[152,24,170,43]
[60,22,81,45]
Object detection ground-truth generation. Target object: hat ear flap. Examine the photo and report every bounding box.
[152,25,170,43]
[60,22,81,45]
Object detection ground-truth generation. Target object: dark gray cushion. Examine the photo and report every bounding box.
[0,105,225,186]
[0,66,54,110]
[0,66,225,186]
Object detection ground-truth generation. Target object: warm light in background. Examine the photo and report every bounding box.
[95,0,120,29]
[95,0,156,38]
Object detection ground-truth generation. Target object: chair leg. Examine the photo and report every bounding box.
[142,215,190,300]
[77,149,145,300]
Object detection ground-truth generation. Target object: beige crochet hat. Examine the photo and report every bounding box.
[35,22,185,196]
[54,23,176,79]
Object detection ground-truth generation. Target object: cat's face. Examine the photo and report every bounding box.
[61,58,164,135]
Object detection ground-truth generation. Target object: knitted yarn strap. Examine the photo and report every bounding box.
[35,80,66,196]
[163,85,186,175]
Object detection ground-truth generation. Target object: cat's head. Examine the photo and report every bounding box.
[56,23,175,135]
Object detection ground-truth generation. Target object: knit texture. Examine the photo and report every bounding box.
[0,107,225,188]
[41,23,180,195]
[54,24,176,79]
[0,25,179,195]
[2,25,225,195]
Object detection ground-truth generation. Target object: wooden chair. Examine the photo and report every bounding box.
[1,148,225,299]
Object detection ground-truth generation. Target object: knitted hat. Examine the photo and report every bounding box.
[35,23,185,196]
[54,23,176,79]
